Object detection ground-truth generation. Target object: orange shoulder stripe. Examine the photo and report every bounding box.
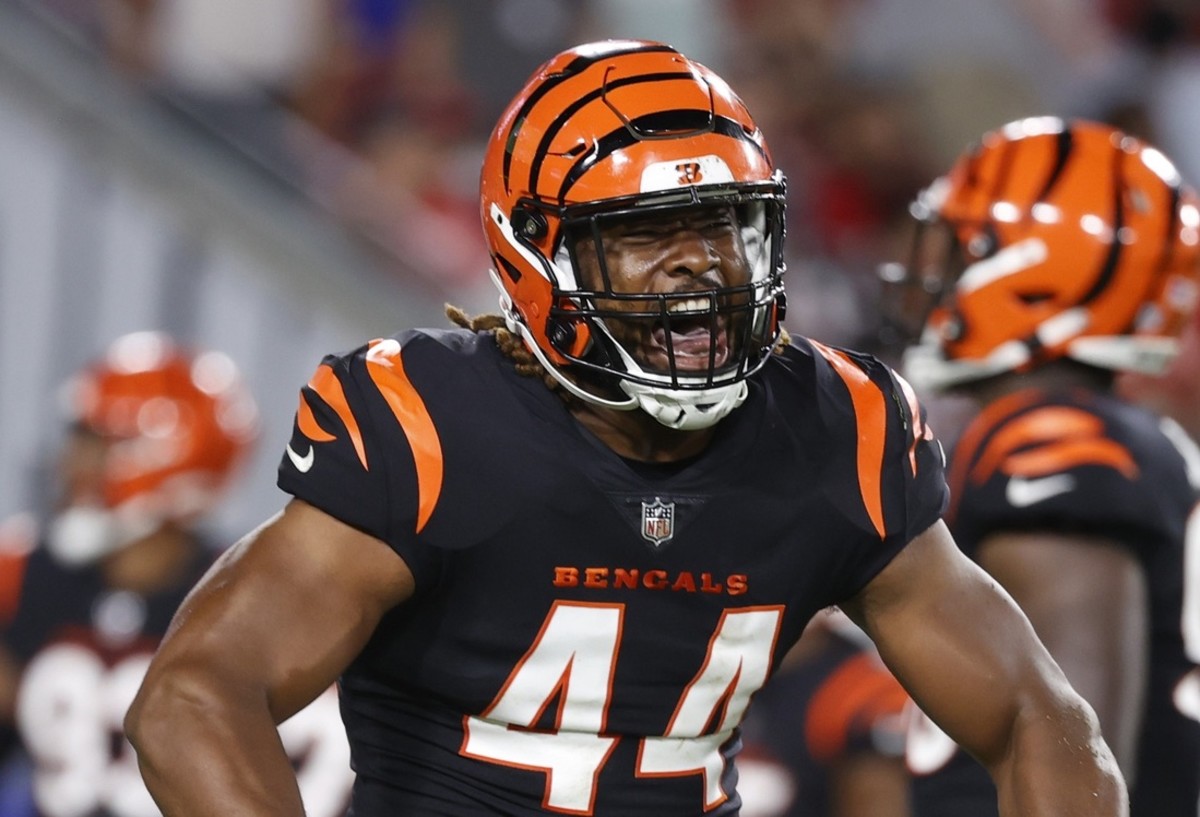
[812,342,887,539]
[970,406,1137,483]
[365,339,444,534]
[297,392,336,443]
[805,652,908,762]
[1003,438,1138,479]
[945,390,1040,521]
[307,364,367,469]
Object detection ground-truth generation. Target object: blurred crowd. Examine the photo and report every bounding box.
[23,0,1200,357]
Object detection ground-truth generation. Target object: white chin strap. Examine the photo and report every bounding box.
[490,268,750,430]
[508,313,747,429]
[903,334,1182,394]
[901,340,1028,393]
[619,379,748,430]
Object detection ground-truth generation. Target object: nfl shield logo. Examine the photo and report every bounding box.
[641,498,675,547]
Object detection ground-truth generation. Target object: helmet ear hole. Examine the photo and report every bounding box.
[512,208,549,242]
[548,314,591,359]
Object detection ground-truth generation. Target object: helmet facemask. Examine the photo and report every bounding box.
[496,182,786,430]
[479,40,789,431]
[880,188,1033,390]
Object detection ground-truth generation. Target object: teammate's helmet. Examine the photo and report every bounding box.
[60,331,259,525]
[883,117,1200,392]
[480,40,787,430]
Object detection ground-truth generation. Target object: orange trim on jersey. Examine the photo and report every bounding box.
[805,652,908,762]
[812,342,887,539]
[970,406,1137,483]
[364,339,444,533]
[1003,438,1138,479]
[945,390,1041,522]
[296,393,336,443]
[307,364,367,469]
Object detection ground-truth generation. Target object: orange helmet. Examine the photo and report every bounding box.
[884,117,1200,391]
[480,40,787,430]
[59,331,259,525]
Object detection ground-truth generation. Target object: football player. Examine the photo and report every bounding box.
[126,42,1125,816]
[0,332,353,817]
[884,117,1200,816]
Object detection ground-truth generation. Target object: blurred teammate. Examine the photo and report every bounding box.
[738,609,911,817]
[0,331,353,817]
[1118,296,1200,442]
[883,117,1200,816]
[127,41,1124,816]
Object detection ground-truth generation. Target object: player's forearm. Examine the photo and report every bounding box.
[126,670,306,816]
[992,696,1128,817]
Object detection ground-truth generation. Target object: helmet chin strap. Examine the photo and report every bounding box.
[600,322,749,429]
[619,379,748,431]
[514,313,747,430]
[515,318,641,411]
[491,271,639,411]
[490,269,749,430]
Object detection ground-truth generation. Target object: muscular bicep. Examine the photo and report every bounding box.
[150,499,414,721]
[840,521,1073,771]
[977,532,1147,775]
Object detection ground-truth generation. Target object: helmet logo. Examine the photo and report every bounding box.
[640,155,734,192]
[676,162,704,185]
[641,497,675,548]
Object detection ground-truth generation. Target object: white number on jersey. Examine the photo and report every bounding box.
[17,644,354,817]
[462,601,783,815]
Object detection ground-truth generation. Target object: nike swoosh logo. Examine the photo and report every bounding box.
[286,443,315,473]
[1005,474,1076,507]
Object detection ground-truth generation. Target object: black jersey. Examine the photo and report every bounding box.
[2,535,355,817]
[737,615,909,817]
[908,387,1200,817]
[2,540,211,817]
[276,328,948,816]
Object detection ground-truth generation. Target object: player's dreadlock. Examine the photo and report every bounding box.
[445,304,792,400]
[445,305,564,395]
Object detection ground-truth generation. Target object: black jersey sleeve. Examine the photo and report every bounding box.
[887,365,951,541]
[949,396,1185,562]
[808,341,950,600]
[276,333,445,584]
[277,349,389,538]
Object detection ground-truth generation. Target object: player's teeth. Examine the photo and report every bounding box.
[668,298,709,313]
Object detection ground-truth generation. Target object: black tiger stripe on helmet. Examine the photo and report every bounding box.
[478,39,789,431]
[890,116,1200,393]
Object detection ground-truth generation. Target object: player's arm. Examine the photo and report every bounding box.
[840,520,1128,817]
[977,531,1147,779]
[125,499,414,816]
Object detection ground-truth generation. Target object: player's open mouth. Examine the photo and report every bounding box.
[646,297,731,371]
